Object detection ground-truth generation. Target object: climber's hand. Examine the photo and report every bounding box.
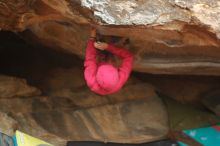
[94,42,108,50]
[90,28,96,38]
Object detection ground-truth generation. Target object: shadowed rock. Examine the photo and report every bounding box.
[0,75,41,98]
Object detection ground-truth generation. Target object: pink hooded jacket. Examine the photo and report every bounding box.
[84,39,134,95]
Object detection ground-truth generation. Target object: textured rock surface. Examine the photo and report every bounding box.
[81,0,220,37]
[0,46,169,145]
[0,83,168,145]
[0,31,220,145]
[25,22,220,75]
[136,74,220,103]
[169,0,220,38]
[0,112,18,136]
[0,75,41,98]
[42,67,85,92]
[32,98,168,143]
[1,0,220,75]
[81,0,191,25]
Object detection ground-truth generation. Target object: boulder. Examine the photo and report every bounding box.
[0,82,168,145]
[0,96,168,144]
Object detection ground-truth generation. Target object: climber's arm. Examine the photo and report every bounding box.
[84,39,98,87]
[84,29,110,95]
[94,42,134,92]
[106,44,134,88]
[84,28,100,89]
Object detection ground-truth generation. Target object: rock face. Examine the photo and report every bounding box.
[81,0,220,37]
[32,97,168,143]
[0,73,169,145]
[1,0,220,75]
[81,0,191,25]
[0,75,41,98]
[1,2,220,144]
[0,59,169,146]
[1,31,220,145]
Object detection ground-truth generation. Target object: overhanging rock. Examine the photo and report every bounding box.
[0,0,220,75]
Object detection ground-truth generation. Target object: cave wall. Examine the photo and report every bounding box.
[0,26,220,146]
[1,1,220,144]
[1,0,220,75]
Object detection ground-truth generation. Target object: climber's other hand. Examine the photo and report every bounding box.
[94,42,108,50]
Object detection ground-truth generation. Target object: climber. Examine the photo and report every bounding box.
[84,28,134,95]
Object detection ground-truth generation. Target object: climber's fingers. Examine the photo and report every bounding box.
[90,28,96,38]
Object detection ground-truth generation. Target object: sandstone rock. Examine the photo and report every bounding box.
[25,22,220,75]
[137,75,220,103]
[1,0,220,75]
[0,97,168,144]
[27,21,88,57]
[0,75,41,98]
[0,82,168,144]
[56,99,167,143]
[0,112,17,136]
[169,0,220,38]
[0,98,66,146]
[81,0,191,25]
[81,0,220,38]
[12,113,66,146]
[42,67,85,93]
[0,0,90,31]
